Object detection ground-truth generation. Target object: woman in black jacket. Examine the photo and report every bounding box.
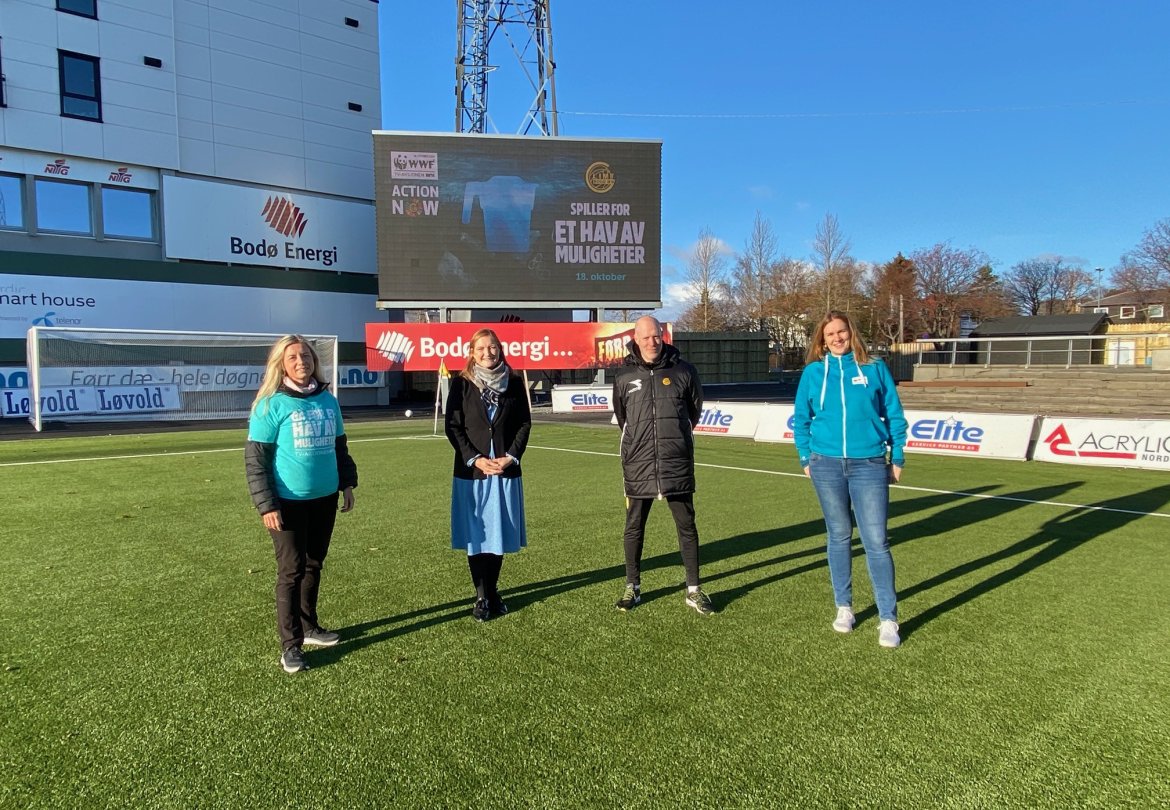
[444,328,531,621]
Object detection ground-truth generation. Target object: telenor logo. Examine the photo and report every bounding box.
[261,196,308,237]
[375,331,416,364]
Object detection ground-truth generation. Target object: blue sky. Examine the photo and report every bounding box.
[379,1,1169,315]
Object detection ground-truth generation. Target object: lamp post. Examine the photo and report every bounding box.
[1095,267,1104,310]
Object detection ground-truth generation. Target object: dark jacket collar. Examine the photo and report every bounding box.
[624,340,680,370]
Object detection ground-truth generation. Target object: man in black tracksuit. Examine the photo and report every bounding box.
[612,316,714,615]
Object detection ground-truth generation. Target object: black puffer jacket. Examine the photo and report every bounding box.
[612,342,703,498]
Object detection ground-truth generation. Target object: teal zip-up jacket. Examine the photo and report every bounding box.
[792,351,907,468]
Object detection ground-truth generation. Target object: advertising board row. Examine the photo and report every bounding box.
[0,365,384,419]
[551,393,1170,472]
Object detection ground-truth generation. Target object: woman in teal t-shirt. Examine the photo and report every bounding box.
[245,335,357,674]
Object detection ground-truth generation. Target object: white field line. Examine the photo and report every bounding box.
[2,436,1167,520]
[528,445,1170,520]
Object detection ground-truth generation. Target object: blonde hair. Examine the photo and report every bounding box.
[460,328,513,382]
[805,311,872,365]
[251,335,327,414]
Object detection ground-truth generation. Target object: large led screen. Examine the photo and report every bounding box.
[374,132,662,307]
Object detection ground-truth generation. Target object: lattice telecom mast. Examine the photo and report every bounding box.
[455,0,559,135]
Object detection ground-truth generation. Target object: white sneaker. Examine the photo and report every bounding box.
[878,620,901,648]
[832,606,854,633]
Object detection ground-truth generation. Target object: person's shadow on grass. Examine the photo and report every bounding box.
[705,485,1000,608]
[894,483,1170,640]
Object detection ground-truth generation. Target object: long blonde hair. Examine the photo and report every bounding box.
[459,328,513,382]
[805,311,872,365]
[251,335,327,414]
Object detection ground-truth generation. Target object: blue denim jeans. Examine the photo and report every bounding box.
[807,453,897,621]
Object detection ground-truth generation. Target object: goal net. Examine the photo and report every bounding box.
[24,327,338,431]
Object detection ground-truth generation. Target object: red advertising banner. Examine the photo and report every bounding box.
[365,322,672,372]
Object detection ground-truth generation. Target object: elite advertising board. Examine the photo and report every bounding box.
[162,176,376,274]
[1034,416,1170,471]
[373,132,662,306]
[0,274,375,341]
[752,407,1035,461]
[551,386,613,413]
[367,322,671,372]
[692,402,762,438]
[904,410,1036,460]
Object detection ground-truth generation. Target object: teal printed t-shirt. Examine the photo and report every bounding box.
[248,391,344,500]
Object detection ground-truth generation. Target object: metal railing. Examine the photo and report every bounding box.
[906,332,1170,369]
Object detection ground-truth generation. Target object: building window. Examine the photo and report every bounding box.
[35,178,92,234]
[0,174,23,229]
[1149,305,1165,319]
[1,37,8,108]
[57,0,97,19]
[102,186,154,240]
[1119,306,1136,320]
[59,50,102,121]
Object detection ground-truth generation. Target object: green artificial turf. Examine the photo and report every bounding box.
[1,421,1167,808]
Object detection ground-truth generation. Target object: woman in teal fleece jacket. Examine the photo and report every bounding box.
[793,311,907,648]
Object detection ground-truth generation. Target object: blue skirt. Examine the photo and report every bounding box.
[451,474,527,555]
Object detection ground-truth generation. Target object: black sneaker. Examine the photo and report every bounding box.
[303,626,340,647]
[615,583,641,611]
[472,598,490,622]
[280,647,308,673]
[488,594,508,617]
[685,588,715,616]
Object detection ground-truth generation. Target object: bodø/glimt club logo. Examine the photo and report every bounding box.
[585,162,615,194]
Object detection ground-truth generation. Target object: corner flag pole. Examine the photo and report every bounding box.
[433,360,446,436]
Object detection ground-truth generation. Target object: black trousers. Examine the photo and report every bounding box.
[268,493,338,650]
[623,494,701,588]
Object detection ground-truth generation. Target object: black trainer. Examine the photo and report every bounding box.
[280,647,308,673]
[615,583,641,611]
[489,594,508,617]
[685,588,715,616]
[303,626,340,647]
[472,598,490,622]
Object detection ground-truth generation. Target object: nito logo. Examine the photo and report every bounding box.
[44,159,70,176]
[261,196,308,237]
[375,331,416,364]
[108,167,133,184]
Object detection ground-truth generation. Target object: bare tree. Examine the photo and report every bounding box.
[1117,217,1170,296]
[811,213,854,313]
[677,227,731,332]
[1004,257,1092,316]
[1003,259,1048,315]
[727,211,779,333]
[911,243,989,337]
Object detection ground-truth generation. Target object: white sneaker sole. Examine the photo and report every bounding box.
[302,636,340,647]
[280,657,308,674]
[832,621,854,634]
